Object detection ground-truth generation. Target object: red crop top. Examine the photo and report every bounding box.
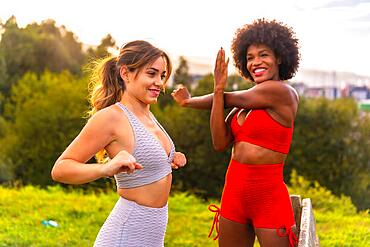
[230,109,293,154]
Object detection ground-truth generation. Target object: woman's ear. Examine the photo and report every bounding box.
[277,57,282,65]
[120,66,129,83]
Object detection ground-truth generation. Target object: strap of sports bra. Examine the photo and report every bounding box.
[116,102,134,119]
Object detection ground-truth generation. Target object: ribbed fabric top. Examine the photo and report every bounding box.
[114,102,174,188]
[231,109,293,154]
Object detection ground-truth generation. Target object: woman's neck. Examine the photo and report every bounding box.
[120,93,150,118]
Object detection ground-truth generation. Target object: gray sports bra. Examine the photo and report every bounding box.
[114,102,175,188]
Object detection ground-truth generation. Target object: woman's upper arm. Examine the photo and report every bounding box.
[219,108,238,147]
[57,108,118,163]
[224,81,288,109]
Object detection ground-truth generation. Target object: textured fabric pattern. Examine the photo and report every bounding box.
[114,102,174,188]
[94,197,168,247]
[230,109,294,154]
[220,160,295,228]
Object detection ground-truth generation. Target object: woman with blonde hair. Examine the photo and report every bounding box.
[52,40,186,247]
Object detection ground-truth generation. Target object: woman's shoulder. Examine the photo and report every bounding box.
[257,80,288,90]
[258,80,298,100]
[286,84,299,102]
[89,104,129,127]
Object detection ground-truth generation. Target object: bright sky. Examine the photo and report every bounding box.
[1,0,370,77]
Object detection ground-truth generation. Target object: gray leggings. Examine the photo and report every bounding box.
[94,197,168,247]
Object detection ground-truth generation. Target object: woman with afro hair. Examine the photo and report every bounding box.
[172,19,300,247]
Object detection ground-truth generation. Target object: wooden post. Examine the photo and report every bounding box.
[290,194,302,233]
[297,198,320,247]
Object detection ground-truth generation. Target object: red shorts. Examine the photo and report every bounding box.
[208,159,297,246]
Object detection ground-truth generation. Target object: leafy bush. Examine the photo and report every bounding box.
[0,71,88,185]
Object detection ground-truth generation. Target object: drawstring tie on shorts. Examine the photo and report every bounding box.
[208,204,220,240]
[277,225,298,247]
[208,204,298,246]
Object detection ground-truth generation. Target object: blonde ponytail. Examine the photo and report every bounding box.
[88,56,124,116]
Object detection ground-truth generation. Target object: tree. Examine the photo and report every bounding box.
[0,71,89,185]
[226,73,253,91]
[158,56,192,109]
[286,97,370,210]
[173,56,191,88]
[0,17,86,96]
[87,34,118,59]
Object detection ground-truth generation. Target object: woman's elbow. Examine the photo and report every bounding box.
[213,141,228,152]
[51,168,60,182]
[51,161,63,182]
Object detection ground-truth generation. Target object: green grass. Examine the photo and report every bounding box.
[0,184,368,246]
[0,186,218,247]
[315,211,369,246]
[288,170,370,247]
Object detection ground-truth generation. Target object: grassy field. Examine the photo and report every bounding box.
[0,184,368,247]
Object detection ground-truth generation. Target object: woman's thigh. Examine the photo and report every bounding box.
[255,226,297,247]
[218,216,255,247]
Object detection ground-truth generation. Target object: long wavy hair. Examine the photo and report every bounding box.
[88,40,172,162]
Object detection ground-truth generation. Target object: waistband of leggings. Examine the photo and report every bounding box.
[119,196,168,211]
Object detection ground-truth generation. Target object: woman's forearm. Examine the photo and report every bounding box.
[51,159,105,184]
[210,89,230,151]
[182,93,214,109]
[183,91,240,110]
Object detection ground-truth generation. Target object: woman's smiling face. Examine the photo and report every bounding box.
[125,56,167,104]
[246,44,280,83]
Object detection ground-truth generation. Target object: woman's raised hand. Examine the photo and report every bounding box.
[171,151,187,170]
[214,48,229,92]
[171,85,191,106]
[102,150,143,177]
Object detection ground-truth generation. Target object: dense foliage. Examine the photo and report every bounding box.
[0,17,368,211]
[0,71,88,185]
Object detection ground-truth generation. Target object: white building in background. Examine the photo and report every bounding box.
[171,56,370,102]
[292,69,370,88]
[290,69,370,100]
[349,86,370,101]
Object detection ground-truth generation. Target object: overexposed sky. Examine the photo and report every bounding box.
[1,0,370,77]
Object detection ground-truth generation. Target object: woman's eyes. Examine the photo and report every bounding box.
[147,72,157,78]
[147,71,166,80]
[247,53,269,61]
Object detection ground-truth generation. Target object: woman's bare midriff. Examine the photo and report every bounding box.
[232,141,287,164]
[117,173,172,208]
